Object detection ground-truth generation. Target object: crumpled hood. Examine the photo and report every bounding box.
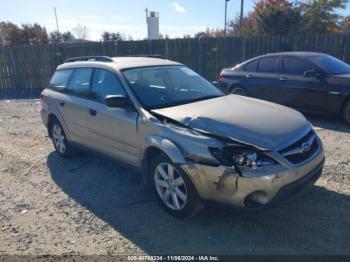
[152,95,310,150]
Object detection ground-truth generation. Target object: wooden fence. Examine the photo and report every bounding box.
[1,33,350,94]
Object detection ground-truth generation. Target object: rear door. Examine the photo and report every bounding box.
[85,68,139,166]
[50,68,93,144]
[247,56,282,103]
[279,56,327,111]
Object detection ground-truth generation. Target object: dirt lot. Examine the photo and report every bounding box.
[0,99,349,256]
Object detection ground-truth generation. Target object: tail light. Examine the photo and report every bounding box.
[217,74,224,81]
[39,90,45,99]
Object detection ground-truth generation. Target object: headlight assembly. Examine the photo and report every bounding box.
[209,146,276,169]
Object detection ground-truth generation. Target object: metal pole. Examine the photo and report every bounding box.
[54,7,60,34]
[224,0,228,37]
[240,0,244,30]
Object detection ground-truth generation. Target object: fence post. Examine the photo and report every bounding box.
[344,33,350,64]
[9,47,20,93]
[165,38,169,59]
[197,37,203,75]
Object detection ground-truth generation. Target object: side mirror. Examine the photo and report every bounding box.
[105,95,128,108]
[304,69,322,78]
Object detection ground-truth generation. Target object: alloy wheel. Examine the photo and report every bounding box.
[52,124,66,154]
[154,163,187,211]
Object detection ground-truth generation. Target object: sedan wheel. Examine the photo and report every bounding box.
[154,163,187,211]
[231,86,247,96]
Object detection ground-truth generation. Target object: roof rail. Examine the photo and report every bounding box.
[64,56,114,63]
[125,54,166,59]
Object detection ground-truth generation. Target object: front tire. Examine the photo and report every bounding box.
[150,154,203,218]
[343,99,350,125]
[50,119,75,158]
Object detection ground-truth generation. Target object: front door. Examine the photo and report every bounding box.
[278,56,327,111]
[85,68,139,166]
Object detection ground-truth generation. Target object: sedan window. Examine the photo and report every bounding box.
[67,68,93,97]
[257,57,279,73]
[310,55,350,75]
[244,60,258,72]
[283,57,316,76]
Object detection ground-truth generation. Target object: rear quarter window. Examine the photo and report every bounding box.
[244,60,258,72]
[49,69,73,91]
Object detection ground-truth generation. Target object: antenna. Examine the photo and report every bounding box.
[54,7,60,34]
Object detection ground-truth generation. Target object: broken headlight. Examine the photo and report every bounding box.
[209,146,276,169]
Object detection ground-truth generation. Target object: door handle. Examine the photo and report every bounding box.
[328,91,341,95]
[89,109,97,116]
[246,74,253,78]
[59,101,65,107]
[279,77,288,81]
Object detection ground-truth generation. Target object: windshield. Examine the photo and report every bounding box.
[310,55,350,75]
[122,65,223,109]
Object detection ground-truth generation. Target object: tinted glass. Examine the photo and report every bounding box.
[92,69,125,102]
[49,69,73,91]
[258,57,279,73]
[67,68,93,97]
[122,66,223,109]
[245,60,258,72]
[310,55,350,75]
[283,57,315,75]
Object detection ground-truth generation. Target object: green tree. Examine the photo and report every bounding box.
[255,0,301,35]
[301,0,348,33]
[228,0,300,36]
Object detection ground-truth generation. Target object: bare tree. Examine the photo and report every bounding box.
[73,24,89,39]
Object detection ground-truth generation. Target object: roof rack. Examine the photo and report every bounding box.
[64,56,114,63]
[125,54,166,59]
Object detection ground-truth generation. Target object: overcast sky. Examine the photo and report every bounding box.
[0,0,349,40]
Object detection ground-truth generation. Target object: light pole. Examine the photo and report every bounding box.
[224,0,230,37]
[240,0,244,32]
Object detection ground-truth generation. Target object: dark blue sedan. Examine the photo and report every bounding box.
[218,52,350,124]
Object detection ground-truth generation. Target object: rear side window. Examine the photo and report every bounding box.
[67,68,93,97]
[49,69,73,91]
[244,60,258,72]
[91,69,126,102]
[283,57,316,75]
[257,57,279,73]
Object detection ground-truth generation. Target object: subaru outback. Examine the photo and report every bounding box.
[40,56,325,218]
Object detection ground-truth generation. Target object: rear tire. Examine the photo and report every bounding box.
[50,119,75,158]
[343,99,350,125]
[230,85,247,96]
[150,153,203,218]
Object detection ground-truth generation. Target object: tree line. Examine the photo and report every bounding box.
[195,0,349,38]
[1,0,349,46]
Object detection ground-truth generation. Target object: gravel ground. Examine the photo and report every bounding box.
[0,99,349,256]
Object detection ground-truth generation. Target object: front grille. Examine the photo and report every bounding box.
[279,130,319,164]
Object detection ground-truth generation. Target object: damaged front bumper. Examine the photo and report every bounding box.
[181,148,325,209]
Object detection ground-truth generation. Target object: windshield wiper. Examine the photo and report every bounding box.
[153,95,223,109]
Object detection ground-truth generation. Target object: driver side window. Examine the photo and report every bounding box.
[91,69,126,102]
